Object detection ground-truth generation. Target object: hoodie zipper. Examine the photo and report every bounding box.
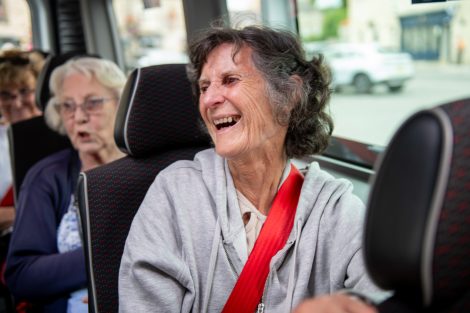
[256,270,270,313]
[256,288,267,313]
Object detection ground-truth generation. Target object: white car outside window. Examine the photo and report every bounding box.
[318,43,415,93]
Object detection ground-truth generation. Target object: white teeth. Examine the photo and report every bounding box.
[214,116,240,125]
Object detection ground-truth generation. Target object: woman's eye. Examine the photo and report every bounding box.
[19,88,30,96]
[89,99,103,107]
[199,86,208,93]
[83,98,103,111]
[223,76,239,85]
[63,101,75,110]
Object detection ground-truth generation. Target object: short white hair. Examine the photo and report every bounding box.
[44,57,126,134]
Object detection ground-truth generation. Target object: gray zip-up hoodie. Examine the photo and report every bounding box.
[119,148,386,312]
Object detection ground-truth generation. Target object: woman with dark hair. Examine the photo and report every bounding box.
[119,25,386,313]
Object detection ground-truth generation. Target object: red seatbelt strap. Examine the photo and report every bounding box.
[0,185,14,206]
[222,164,304,313]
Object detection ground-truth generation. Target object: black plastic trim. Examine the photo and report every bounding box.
[77,173,98,313]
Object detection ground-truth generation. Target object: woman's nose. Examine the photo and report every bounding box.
[73,105,89,123]
[200,84,225,109]
[12,93,35,109]
[12,97,23,108]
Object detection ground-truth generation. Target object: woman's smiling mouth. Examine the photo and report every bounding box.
[213,115,241,130]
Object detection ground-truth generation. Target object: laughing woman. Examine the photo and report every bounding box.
[5,57,126,313]
[119,26,387,313]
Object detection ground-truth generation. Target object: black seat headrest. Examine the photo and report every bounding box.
[35,52,100,111]
[364,98,470,309]
[114,64,210,157]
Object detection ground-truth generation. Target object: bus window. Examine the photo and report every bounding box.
[226,0,297,32]
[229,0,470,152]
[296,0,470,148]
[0,0,31,50]
[112,0,188,71]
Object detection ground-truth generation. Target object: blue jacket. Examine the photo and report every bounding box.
[5,148,86,313]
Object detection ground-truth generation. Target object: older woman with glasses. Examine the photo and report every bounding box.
[5,57,126,313]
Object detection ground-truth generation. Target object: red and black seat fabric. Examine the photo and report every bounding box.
[364,98,470,313]
[76,64,211,313]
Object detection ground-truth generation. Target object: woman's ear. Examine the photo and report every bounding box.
[288,74,303,110]
[277,74,303,126]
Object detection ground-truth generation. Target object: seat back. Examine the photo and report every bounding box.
[8,116,70,202]
[364,98,470,312]
[77,64,211,313]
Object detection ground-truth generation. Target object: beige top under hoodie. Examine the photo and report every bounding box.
[236,190,267,254]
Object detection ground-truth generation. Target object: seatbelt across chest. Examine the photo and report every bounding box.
[222,164,304,313]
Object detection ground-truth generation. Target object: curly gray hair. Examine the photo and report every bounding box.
[187,25,333,158]
[44,57,126,135]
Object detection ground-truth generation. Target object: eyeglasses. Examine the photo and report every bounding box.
[55,97,116,117]
[0,88,35,102]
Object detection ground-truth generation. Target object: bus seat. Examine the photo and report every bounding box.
[76,64,211,313]
[8,116,70,203]
[364,98,470,312]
